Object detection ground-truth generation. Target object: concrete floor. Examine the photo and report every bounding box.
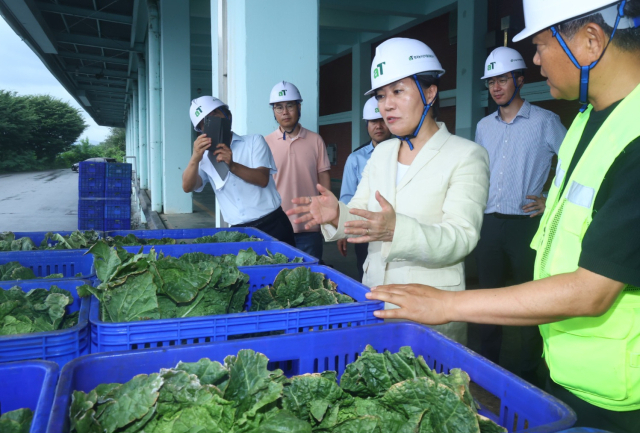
[0,169,79,232]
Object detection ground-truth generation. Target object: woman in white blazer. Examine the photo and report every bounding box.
[287,38,489,343]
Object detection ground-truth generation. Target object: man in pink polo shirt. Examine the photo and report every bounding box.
[265,81,331,260]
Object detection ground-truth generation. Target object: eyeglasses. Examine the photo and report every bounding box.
[273,102,298,114]
[485,75,514,89]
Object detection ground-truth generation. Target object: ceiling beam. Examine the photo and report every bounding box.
[58,51,129,65]
[77,84,128,94]
[75,77,127,87]
[321,0,456,19]
[319,42,351,56]
[320,9,393,32]
[68,66,131,79]
[36,2,132,25]
[57,33,143,52]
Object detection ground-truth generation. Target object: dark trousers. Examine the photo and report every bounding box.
[355,242,368,282]
[232,207,296,248]
[546,377,640,433]
[294,232,324,261]
[472,213,543,385]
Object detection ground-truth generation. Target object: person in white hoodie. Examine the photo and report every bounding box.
[182,96,295,246]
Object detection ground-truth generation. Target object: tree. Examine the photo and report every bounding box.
[21,94,86,162]
[99,128,125,161]
[0,90,36,154]
[0,90,87,172]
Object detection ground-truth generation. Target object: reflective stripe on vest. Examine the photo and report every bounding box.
[532,83,640,411]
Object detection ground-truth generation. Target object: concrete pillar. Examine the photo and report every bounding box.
[137,57,149,189]
[159,0,192,214]
[455,0,487,140]
[131,83,139,176]
[226,0,319,137]
[147,0,163,212]
[351,41,372,150]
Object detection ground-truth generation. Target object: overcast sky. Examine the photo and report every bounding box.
[0,16,111,144]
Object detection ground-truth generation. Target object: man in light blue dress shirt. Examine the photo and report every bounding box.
[337,97,391,281]
[473,47,566,387]
[183,96,295,246]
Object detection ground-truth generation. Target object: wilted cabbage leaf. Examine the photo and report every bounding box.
[0,408,33,433]
[69,347,506,433]
[0,285,78,335]
[250,267,354,312]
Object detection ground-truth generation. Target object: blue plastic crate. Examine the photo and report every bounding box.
[105,162,132,179]
[104,218,130,230]
[0,360,59,433]
[0,280,90,366]
[104,189,131,199]
[104,201,130,219]
[0,249,95,280]
[104,177,131,193]
[78,199,105,219]
[50,323,576,433]
[78,216,104,231]
[89,264,381,353]
[78,161,105,178]
[560,427,612,433]
[107,227,276,242]
[114,241,316,269]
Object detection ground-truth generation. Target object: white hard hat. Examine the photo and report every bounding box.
[269,81,303,104]
[363,97,382,120]
[481,47,527,79]
[365,38,445,95]
[513,0,637,42]
[189,96,228,131]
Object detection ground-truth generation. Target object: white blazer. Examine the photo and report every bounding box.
[322,122,490,343]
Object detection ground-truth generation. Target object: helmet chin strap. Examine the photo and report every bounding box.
[499,74,522,108]
[550,0,631,112]
[396,74,437,151]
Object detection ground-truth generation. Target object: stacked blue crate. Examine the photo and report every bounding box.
[78,162,132,230]
[104,163,132,230]
[78,161,106,230]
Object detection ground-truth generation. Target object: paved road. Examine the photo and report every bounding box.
[0,169,78,232]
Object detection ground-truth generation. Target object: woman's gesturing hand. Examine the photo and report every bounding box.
[345,191,396,243]
[365,284,452,325]
[286,184,340,229]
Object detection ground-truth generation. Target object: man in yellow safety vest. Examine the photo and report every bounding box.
[367,1,640,431]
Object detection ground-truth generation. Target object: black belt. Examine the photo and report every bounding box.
[487,212,535,220]
[233,207,283,228]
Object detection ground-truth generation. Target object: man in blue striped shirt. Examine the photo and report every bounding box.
[473,47,566,387]
[337,97,391,281]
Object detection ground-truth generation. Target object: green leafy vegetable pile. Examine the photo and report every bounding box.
[0,262,36,281]
[0,232,36,251]
[68,346,505,433]
[1,230,263,252]
[106,234,178,247]
[0,262,64,281]
[186,247,303,267]
[193,231,262,243]
[80,242,251,322]
[0,285,78,335]
[250,267,353,311]
[0,408,32,433]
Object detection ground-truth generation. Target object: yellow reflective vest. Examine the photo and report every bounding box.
[531,84,640,411]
